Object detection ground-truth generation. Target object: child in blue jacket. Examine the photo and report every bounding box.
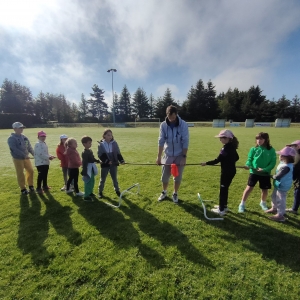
[265,146,296,222]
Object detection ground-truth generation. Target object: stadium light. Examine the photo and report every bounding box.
[107,69,117,124]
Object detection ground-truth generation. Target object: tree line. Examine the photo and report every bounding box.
[1,78,299,124]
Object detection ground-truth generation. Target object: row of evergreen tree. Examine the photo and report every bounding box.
[1,78,299,123]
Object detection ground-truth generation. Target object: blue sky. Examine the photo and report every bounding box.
[1,0,300,107]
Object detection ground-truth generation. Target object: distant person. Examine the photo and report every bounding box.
[56,134,69,191]
[265,146,295,222]
[81,136,100,202]
[201,129,239,216]
[97,129,125,198]
[65,138,84,196]
[238,132,277,213]
[34,131,55,193]
[7,122,34,195]
[285,140,300,215]
[156,105,189,204]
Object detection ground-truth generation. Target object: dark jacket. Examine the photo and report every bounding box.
[81,149,99,176]
[206,142,239,174]
[293,150,300,188]
[97,140,124,168]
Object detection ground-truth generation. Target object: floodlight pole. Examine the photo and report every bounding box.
[107,69,117,124]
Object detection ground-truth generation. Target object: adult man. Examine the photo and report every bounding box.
[156,105,189,203]
[7,122,34,195]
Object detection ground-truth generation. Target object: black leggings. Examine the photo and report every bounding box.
[67,168,79,193]
[36,165,49,189]
[219,172,235,211]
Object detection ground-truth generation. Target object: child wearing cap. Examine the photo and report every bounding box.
[56,134,69,191]
[265,146,295,222]
[238,132,277,213]
[201,129,239,216]
[34,131,55,193]
[7,122,35,194]
[286,140,300,215]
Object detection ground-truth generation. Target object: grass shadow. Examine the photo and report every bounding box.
[181,200,300,272]
[121,196,214,268]
[17,194,52,267]
[71,195,165,269]
[40,192,82,246]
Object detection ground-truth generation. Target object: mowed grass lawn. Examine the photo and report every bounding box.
[0,126,300,299]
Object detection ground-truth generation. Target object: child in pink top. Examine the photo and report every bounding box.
[65,138,84,196]
[56,134,69,191]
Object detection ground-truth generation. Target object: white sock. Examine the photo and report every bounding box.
[240,200,245,205]
[260,200,266,203]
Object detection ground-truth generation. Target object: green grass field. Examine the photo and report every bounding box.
[0,126,300,299]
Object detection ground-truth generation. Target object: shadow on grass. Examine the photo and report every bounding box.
[71,195,166,269]
[17,191,83,267]
[121,196,214,268]
[17,194,52,267]
[180,200,300,272]
[40,192,82,246]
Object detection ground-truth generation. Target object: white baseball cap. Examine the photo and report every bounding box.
[60,134,68,139]
[12,122,25,129]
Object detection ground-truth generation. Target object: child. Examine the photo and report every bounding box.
[285,140,300,214]
[97,129,125,198]
[265,146,296,222]
[7,122,35,195]
[34,131,55,193]
[81,136,100,202]
[56,134,69,191]
[238,132,277,213]
[65,138,84,196]
[201,129,239,216]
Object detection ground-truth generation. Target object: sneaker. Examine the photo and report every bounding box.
[158,191,167,201]
[89,193,96,197]
[172,193,178,203]
[116,190,121,197]
[286,208,298,215]
[36,188,44,194]
[269,215,285,222]
[84,197,94,202]
[65,189,73,194]
[265,208,277,214]
[21,189,29,195]
[60,186,66,191]
[238,204,245,213]
[43,186,51,191]
[214,205,229,212]
[211,208,226,216]
[28,186,35,192]
[98,192,103,199]
[76,192,84,196]
[260,202,268,211]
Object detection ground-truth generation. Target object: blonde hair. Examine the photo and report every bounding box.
[64,138,77,149]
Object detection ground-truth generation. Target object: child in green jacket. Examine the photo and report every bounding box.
[238,132,277,213]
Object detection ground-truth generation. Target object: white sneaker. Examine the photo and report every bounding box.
[158,191,167,201]
[76,192,84,196]
[60,185,66,191]
[213,205,229,212]
[172,193,178,203]
[65,189,73,194]
[211,208,226,216]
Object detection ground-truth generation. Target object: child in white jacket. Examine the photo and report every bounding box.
[34,131,55,193]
